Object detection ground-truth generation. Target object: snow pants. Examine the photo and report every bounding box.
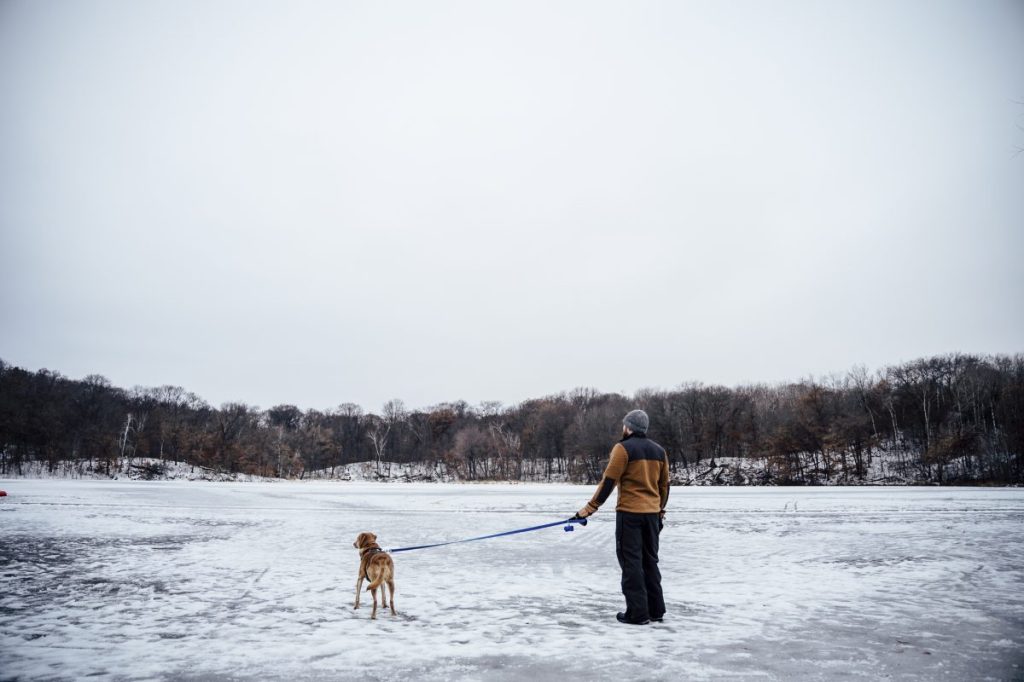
[615,511,664,621]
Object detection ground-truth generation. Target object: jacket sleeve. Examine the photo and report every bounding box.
[659,453,670,514]
[579,444,628,516]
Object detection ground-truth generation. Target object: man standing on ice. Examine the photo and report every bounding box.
[574,409,670,625]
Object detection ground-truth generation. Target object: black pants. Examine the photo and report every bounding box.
[615,511,664,621]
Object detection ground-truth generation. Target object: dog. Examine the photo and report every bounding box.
[352,532,396,619]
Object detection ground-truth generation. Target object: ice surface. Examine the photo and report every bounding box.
[1,481,1022,681]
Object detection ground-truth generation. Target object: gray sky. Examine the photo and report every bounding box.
[2,0,1022,413]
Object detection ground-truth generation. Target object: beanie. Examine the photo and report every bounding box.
[623,409,649,433]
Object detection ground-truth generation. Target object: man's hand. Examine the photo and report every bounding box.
[573,509,590,520]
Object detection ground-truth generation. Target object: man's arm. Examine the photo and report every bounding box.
[658,452,670,530]
[659,453,670,513]
[577,444,628,517]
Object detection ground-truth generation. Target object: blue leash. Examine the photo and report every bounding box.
[387,516,588,554]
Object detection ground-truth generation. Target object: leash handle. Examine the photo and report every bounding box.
[387,516,587,554]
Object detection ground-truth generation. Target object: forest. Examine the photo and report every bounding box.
[0,353,1021,485]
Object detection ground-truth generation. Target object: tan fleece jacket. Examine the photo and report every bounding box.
[579,437,670,516]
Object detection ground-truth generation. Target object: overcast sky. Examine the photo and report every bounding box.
[1,0,1022,413]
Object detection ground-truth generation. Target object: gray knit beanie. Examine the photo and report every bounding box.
[623,409,649,433]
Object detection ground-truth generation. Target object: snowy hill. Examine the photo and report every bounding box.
[1,458,274,482]
[1,448,999,486]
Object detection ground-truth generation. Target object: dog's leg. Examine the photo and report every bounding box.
[370,584,378,620]
[387,579,396,615]
[354,576,363,609]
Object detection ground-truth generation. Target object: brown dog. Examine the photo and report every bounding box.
[352,532,396,619]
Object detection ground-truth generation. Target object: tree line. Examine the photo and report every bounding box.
[0,353,1021,484]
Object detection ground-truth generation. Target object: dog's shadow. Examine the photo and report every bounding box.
[349,609,418,623]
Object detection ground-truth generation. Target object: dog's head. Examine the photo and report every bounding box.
[353,532,378,550]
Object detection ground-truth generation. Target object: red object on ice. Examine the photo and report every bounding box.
[0,490,6,497]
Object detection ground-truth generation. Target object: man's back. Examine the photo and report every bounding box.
[579,431,670,518]
[615,433,669,514]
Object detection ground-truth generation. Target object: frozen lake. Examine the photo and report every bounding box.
[1,480,1022,681]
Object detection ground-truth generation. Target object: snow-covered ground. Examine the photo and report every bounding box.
[1,481,1021,681]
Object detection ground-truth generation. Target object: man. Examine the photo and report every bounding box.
[574,409,669,625]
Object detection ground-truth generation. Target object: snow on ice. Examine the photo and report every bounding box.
[1,480,1022,680]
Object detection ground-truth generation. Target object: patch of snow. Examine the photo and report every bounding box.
[2,458,276,482]
[3,447,1010,487]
